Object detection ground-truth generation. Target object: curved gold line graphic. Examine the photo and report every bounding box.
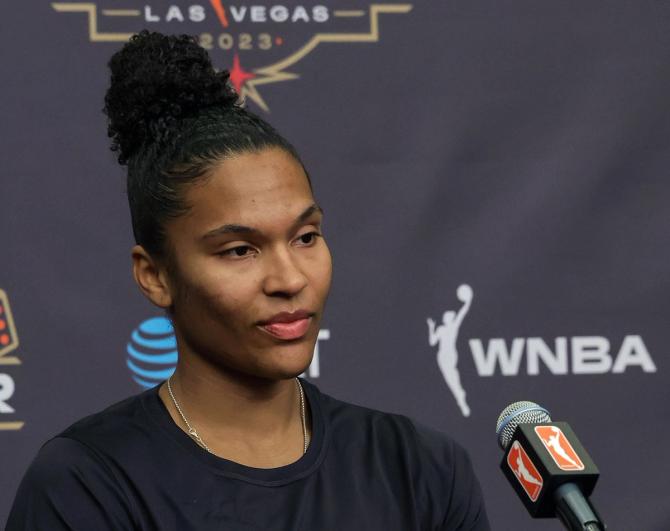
[52,3,134,41]
[102,9,141,17]
[333,10,367,17]
[245,4,412,110]
[257,5,411,75]
[0,422,25,430]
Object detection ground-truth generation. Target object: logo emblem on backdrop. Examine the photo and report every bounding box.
[426,283,657,418]
[127,317,177,388]
[0,290,20,363]
[507,440,543,502]
[51,2,413,111]
[0,289,24,430]
[427,284,473,417]
[534,425,584,471]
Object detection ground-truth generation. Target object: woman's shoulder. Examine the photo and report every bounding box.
[309,380,464,460]
[20,387,162,481]
[309,381,489,529]
[8,389,160,512]
[7,430,139,529]
[58,388,155,446]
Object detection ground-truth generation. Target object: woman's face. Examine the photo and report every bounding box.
[163,147,332,380]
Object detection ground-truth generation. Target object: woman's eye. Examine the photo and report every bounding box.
[296,231,321,246]
[219,245,255,258]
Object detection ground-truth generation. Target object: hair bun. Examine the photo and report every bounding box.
[104,30,238,165]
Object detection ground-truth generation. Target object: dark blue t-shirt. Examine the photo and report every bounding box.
[7,378,489,530]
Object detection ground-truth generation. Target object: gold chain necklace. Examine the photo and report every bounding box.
[167,377,308,455]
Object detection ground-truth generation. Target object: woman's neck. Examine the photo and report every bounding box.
[157,358,311,468]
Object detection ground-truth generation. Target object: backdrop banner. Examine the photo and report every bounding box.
[1,2,668,529]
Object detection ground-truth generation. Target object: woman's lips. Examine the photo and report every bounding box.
[260,317,311,340]
[258,311,313,340]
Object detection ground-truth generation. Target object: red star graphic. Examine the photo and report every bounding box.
[229,54,256,95]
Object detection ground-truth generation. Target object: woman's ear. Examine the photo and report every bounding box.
[131,245,173,309]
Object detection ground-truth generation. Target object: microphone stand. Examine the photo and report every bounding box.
[554,483,607,531]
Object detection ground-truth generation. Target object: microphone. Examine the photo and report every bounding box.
[495,401,606,531]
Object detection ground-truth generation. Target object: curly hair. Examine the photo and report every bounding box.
[104,30,304,260]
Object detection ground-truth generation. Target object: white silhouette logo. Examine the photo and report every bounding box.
[534,425,585,470]
[511,441,543,487]
[546,427,578,467]
[506,440,544,501]
[427,284,473,417]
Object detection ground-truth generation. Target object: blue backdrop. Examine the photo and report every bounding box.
[1,2,668,528]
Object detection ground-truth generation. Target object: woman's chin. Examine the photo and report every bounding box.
[266,347,314,379]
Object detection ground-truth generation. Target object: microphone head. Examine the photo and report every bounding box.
[496,401,552,450]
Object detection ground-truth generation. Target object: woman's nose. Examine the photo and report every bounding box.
[262,247,308,297]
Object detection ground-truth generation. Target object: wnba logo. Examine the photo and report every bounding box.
[427,284,657,418]
[534,426,584,471]
[507,440,543,502]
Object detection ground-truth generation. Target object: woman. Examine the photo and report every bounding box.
[7,31,489,530]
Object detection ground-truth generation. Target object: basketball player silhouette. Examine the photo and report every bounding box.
[545,426,580,468]
[427,284,473,417]
[512,442,543,486]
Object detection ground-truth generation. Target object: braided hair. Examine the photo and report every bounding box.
[104,30,305,260]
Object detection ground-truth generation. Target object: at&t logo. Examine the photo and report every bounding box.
[127,317,177,389]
